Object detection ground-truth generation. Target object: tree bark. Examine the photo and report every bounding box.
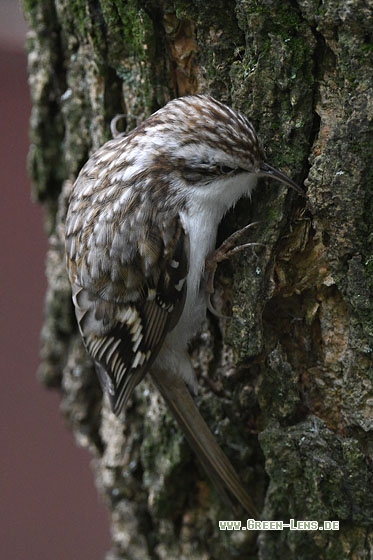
[24,0,373,558]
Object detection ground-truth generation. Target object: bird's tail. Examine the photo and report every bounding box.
[151,368,258,518]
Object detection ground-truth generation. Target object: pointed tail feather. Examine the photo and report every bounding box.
[151,369,258,518]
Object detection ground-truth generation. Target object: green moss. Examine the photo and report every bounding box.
[67,0,88,38]
[100,0,156,110]
[361,42,373,53]
[22,0,38,19]
[234,0,315,176]
[366,256,373,281]
[173,0,232,23]
[114,2,155,59]
[107,1,154,63]
[261,419,373,520]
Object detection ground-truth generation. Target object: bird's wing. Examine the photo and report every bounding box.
[67,210,189,415]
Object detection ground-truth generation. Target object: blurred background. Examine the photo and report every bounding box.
[0,2,111,558]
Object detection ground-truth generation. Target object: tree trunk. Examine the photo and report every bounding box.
[24,0,373,558]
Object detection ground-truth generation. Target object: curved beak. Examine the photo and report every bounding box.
[259,163,305,196]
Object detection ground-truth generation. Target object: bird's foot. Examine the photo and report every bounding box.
[205,222,264,318]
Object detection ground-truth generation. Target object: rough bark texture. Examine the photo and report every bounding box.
[24,0,372,558]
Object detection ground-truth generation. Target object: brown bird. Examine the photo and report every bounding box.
[65,95,302,517]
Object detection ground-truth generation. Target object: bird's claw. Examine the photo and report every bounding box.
[205,222,265,317]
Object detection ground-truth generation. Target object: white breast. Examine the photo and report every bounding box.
[178,172,258,340]
[158,172,258,388]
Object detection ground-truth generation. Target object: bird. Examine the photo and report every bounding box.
[65,94,303,517]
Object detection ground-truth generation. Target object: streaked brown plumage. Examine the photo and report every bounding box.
[65,95,302,516]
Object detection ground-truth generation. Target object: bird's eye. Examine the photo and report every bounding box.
[182,163,239,183]
[219,165,236,174]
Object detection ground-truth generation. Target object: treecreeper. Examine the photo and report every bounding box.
[65,95,303,518]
